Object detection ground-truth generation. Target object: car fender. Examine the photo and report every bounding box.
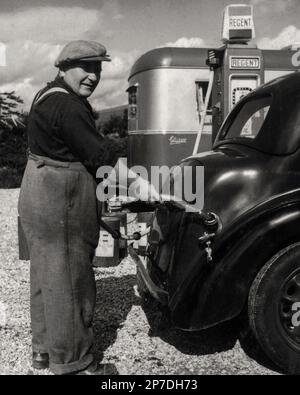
[169,201,300,330]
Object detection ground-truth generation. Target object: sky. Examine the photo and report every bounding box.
[1,0,300,112]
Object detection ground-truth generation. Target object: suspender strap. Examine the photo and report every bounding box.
[34,87,69,105]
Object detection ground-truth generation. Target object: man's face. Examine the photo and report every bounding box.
[60,61,102,98]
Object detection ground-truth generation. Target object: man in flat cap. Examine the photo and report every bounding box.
[18,40,118,375]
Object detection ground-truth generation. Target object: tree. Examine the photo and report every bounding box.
[99,109,128,138]
[0,91,25,130]
[0,92,28,188]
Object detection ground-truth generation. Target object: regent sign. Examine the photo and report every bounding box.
[222,5,255,42]
[229,16,253,29]
[230,56,260,70]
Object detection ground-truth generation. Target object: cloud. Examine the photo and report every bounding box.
[257,25,300,49]
[0,78,38,110]
[0,40,61,108]
[0,41,61,83]
[0,40,64,108]
[0,6,139,111]
[113,14,125,21]
[0,43,140,111]
[105,51,140,81]
[250,0,294,14]
[90,50,141,110]
[250,0,270,4]
[0,7,106,44]
[163,37,209,48]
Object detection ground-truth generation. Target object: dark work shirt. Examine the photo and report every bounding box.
[27,76,118,175]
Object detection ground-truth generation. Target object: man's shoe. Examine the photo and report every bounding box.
[75,361,109,375]
[32,352,49,370]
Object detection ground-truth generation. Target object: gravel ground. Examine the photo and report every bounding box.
[0,189,281,375]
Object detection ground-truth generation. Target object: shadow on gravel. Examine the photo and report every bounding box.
[93,275,139,365]
[142,299,282,374]
[142,299,240,355]
[92,274,282,375]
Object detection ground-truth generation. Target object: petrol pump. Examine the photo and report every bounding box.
[209,43,264,142]
[207,4,264,143]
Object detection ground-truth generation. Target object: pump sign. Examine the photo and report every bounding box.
[230,56,260,69]
[222,4,255,43]
[229,16,253,29]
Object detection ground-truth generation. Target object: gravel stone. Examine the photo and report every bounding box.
[0,189,281,375]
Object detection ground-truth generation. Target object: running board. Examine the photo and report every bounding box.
[128,245,168,306]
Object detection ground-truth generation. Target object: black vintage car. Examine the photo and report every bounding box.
[129,72,300,374]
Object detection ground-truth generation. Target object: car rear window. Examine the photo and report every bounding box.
[220,95,272,141]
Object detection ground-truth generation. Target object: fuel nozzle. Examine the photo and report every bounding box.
[201,211,222,232]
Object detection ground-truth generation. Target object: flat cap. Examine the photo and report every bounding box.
[55,40,111,67]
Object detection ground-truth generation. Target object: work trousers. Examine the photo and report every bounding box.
[18,153,100,375]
